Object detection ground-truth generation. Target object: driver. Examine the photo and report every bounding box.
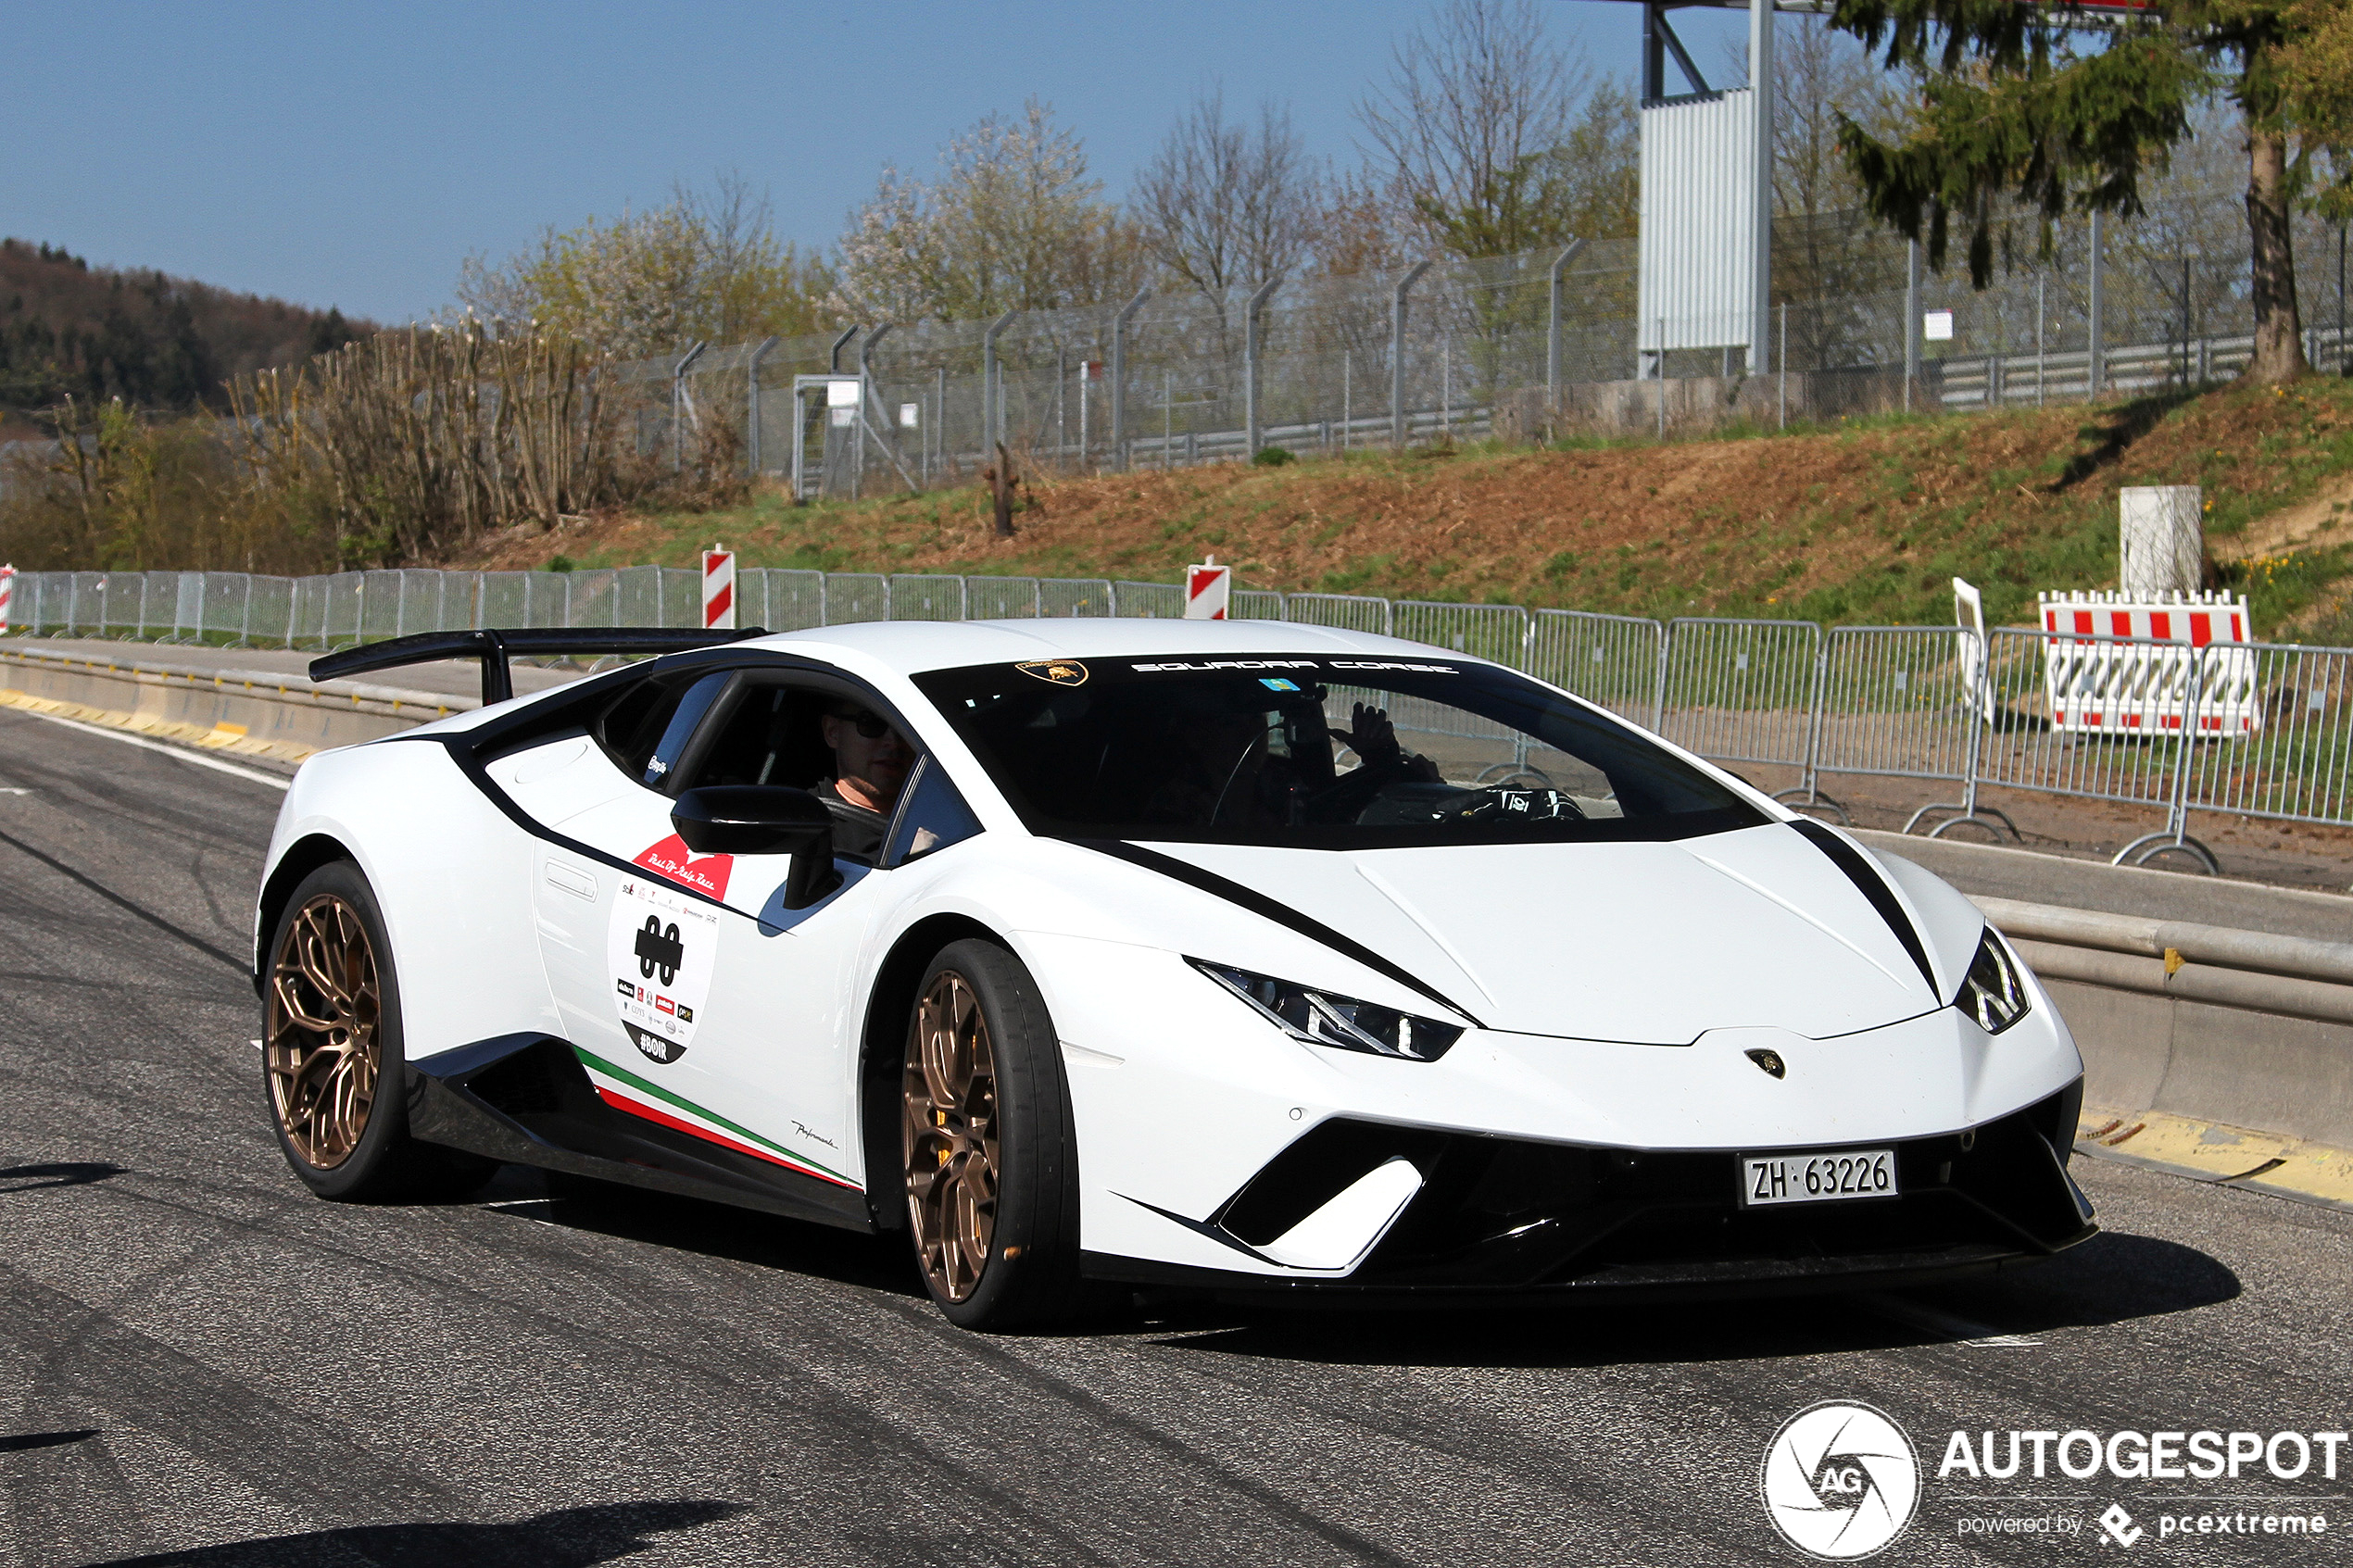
[816,703,914,858]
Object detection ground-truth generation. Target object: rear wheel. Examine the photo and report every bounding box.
[901,938,1091,1330]
[262,860,490,1202]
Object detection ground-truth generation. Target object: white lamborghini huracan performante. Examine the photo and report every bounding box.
[257,619,2095,1329]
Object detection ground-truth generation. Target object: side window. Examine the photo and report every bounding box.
[883,756,984,867]
[674,681,837,794]
[598,670,732,791]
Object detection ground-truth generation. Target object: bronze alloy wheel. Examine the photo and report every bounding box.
[903,970,1000,1302]
[265,892,383,1170]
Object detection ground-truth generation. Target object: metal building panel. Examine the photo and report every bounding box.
[1638,89,1758,353]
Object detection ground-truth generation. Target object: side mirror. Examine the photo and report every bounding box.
[671,785,839,909]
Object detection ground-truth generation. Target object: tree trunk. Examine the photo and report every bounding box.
[989,443,1016,539]
[2245,125,2307,385]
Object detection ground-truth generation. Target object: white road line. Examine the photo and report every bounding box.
[4,709,290,791]
[0,787,29,796]
[1862,1292,2045,1348]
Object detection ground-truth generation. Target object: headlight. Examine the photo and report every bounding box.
[1189,960,1464,1062]
[1956,927,2030,1034]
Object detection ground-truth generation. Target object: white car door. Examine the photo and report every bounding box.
[532,665,930,1198]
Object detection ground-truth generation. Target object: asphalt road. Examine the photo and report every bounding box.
[2,709,2349,1567]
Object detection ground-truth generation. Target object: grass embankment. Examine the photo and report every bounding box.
[451,379,2353,639]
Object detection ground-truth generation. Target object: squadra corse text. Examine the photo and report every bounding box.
[1940,1429,2350,1482]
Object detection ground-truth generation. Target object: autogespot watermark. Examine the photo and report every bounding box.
[1760,1402,1922,1561]
[1760,1406,2348,1558]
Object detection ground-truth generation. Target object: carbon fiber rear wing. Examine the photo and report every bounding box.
[308,627,768,707]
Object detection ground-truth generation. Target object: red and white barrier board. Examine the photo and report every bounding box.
[702,546,736,631]
[2038,589,2257,736]
[1184,559,1230,621]
[0,565,13,635]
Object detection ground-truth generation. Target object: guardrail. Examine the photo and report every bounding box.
[1973,892,2353,1151]
[6,567,2349,859]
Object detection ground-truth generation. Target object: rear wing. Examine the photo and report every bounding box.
[308,627,769,706]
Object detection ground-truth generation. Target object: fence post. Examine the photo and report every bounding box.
[1243,277,1280,458]
[858,321,897,500]
[982,310,1017,452]
[1546,240,1587,434]
[746,335,778,477]
[1110,287,1150,470]
[1651,620,1671,732]
[670,342,708,471]
[1391,260,1433,449]
[1904,240,1920,413]
[2088,208,2106,397]
[1778,302,1789,428]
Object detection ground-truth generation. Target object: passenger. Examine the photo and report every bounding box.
[816,703,914,859]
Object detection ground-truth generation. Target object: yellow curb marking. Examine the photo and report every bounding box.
[2078,1104,2353,1211]
[0,688,317,765]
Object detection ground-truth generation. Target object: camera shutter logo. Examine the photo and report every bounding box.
[1759,1401,1919,1560]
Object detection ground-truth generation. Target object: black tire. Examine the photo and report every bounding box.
[900,937,1095,1330]
[260,860,492,1202]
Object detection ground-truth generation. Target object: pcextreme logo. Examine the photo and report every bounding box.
[1760,1401,1922,1561]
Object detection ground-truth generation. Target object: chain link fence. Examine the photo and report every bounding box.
[6,566,2348,854]
[585,198,2353,495]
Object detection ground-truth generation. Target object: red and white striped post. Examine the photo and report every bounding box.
[701,546,735,630]
[0,565,14,635]
[1183,556,1230,621]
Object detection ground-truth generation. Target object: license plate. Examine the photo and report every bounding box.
[1740,1148,1898,1208]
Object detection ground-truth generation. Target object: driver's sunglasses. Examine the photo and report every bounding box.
[833,709,892,739]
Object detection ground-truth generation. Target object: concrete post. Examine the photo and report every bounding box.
[1391,259,1433,449]
[1110,287,1150,468]
[1243,277,1280,458]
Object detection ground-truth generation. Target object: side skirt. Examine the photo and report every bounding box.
[407,1033,872,1233]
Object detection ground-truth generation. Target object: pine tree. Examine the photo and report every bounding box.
[1829,0,2353,384]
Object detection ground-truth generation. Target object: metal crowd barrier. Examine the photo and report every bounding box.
[6,567,2351,855]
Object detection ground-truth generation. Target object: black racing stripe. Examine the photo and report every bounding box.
[1074,838,1484,1027]
[1788,819,1939,995]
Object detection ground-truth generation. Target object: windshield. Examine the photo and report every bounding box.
[911,653,1765,848]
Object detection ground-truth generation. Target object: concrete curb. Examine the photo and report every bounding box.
[0,646,467,756]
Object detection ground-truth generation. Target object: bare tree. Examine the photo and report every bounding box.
[1132,87,1318,300]
[455,170,836,358]
[839,100,1141,322]
[1353,0,1589,257]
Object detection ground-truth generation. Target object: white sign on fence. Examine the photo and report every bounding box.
[1184,558,1231,621]
[825,379,861,408]
[702,546,736,631]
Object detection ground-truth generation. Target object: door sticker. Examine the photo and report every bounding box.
[608,876,719,1063]
[632,834,734,899]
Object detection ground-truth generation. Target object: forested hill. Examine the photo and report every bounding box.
[0,239,376,420]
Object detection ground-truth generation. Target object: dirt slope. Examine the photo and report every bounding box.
[450,380,2353,636]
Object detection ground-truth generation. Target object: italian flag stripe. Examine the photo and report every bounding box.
[572,1045,860,1189]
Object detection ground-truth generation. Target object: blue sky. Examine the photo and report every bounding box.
[0,1,1760,323]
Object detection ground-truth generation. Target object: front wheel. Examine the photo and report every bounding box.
[261,860,491,1202]
[901,938,1092,1330]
